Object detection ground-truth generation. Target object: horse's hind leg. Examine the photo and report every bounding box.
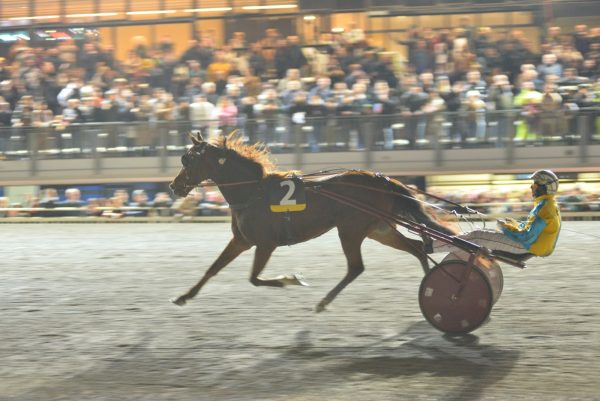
[172,237,251,306]
[368,223,430,274]
[316,229,366,313]
[249,245,306,287]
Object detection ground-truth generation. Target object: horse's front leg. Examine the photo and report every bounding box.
[249,245,308,287]
[171,237,251,306]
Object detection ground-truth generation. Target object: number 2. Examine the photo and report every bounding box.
[280,180,296,205]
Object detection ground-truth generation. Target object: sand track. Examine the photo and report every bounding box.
[1,223,599,400]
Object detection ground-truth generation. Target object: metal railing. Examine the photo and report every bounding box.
[0,108,598,173]
[1,202,599,222]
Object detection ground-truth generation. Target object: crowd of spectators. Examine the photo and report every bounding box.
[0,183,597,219]
[0,187,229,218]
[428,185,600,214]
[0,22,599,154]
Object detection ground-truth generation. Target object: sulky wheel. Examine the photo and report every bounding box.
[419,260,493,335]
[442,253,504,305]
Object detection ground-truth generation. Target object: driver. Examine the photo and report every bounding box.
[426,169,562,259]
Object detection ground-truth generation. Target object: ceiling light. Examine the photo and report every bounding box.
[184,7,233,13]
[303,15,316,21]
[66,12,119,18]
[9,15,59,20]
[126,10,177,15]
[241,5,298,10]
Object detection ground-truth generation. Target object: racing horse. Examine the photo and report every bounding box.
[169,133,456,312]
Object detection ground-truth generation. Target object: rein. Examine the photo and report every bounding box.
[191,171,483,224]
[320,180,485,229]
[196,179,260,188]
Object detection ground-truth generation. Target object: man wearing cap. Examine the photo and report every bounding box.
[427,169,562,258]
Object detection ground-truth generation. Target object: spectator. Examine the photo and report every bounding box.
[239,96,258,142]
[288,91,315,150]
[183,76,203,101]
[419,72,436,93]
[371,81,398,149]
[57,79,82,108]
[438,77,463,142]
[206,50,232,83]
[62,98,83,125]
[560,42,584,70]
[79,42,100,81]
[56,188,86,216]
[113,189,130,206]
[464,70,488,100]
[215,96,238,134]
[514,81,542,139]
[0,80,20,110]
[280,80,303,108]
[537,53,563,83]
[488,74,515,145]
[255,87,282,144]
[38,188,59,216]
[0,101,11,126]
[128,189,150,216]
[201,82,219,105]
[225,84,243,109]
[573,25,590,56]
[412,39,434,75]
[422,89,447,140]
[189,94,216,138]
[336,92,362,149]
[539,83,563,137]
[247,42,267,78]
[277,68,301,93]
[11,95,34,127]
[0,196,13,217]
[285,35,309,73]
[31,101,53,127]
[152,192,173,217]
[464,90,487,141]
[400,83,428,145]
[579,59,598,80]
[308,76,332,100]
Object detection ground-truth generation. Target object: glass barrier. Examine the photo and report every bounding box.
[1,199,599,220]
[0,108,598,161]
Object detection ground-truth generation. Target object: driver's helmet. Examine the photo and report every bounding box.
[530,169,559,195]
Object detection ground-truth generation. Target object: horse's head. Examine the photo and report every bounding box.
[170,133,225,197]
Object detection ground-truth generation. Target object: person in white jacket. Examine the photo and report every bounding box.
[189,94,216,138]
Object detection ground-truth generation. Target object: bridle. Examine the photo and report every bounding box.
[179,142,261,194]
[180,143,207,194]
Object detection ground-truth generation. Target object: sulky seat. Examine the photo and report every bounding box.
[491,250,535,263]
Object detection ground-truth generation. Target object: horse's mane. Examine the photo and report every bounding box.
[210,133,275,176]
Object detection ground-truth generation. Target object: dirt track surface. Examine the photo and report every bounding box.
[1,222,599,401]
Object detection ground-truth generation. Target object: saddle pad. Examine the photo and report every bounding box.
[269,176,307,212]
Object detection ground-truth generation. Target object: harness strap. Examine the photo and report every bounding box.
[283,211,294,246]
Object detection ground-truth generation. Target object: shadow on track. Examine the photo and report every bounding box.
[18,322,519,401]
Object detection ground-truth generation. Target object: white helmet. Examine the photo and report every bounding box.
[530,169,559,195]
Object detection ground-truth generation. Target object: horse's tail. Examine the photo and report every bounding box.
[388,179,458,236]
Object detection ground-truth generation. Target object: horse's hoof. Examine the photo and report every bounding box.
[170,296,187,306]
[292,273,309,286]
[276,274,309,287]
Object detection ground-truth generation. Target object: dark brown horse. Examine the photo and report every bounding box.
[169,133,455,312]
